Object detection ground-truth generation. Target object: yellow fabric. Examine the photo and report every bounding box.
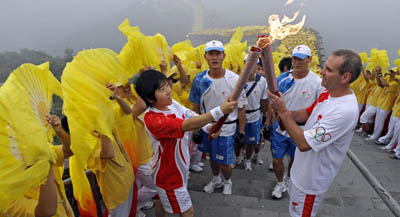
[0,196,37,217]
[62,48,131,216]
[366,84,384,107]
[356,79,374,105]
[88,132,134,210]
[171,82,192,109]
[129,88,154,165]
[350,74,363,97]
[52,146,75,217]
[148,33,172,73]
[0,146,74,217]
[118,19,161,73]
[359,52,369,64]
[392,96,400,118]
[186,44,207,71]
[113,100,153,168]
[0,62,61,211]
[223,27,247,74]
[378,78,400,111]
[171,40,194,65]
[394,59,400,69]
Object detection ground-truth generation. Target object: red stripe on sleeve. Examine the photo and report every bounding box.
[306,89,329,115]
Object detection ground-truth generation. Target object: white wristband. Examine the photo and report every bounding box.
[210,106,224,121]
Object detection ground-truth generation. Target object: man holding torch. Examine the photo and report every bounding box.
[268,50,361,216]
[269,45,324,199]
[189,40,247,195]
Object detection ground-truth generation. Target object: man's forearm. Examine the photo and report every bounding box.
[290,109,310,125]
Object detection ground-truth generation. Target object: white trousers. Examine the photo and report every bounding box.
[387,120,400,150]
[108,185,133,217]
[370,108,390,140]
[288,180,325,217]
[136,162,157,210]
[359,104,377,124]
[190,148,203,167]
[378,116,400,145]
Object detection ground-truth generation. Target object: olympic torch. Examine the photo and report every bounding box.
[258,34,285,130]
[207,46,262,140]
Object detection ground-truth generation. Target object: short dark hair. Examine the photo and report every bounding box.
[135,69,168,107]
[279,57,292,73]
[331,49,362,83]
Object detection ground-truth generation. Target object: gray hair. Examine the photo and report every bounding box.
[332,49,362,83]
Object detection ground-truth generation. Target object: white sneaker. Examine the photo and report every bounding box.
[268,162,274,171]
[222,179,232,195]
[272,181,287,199]
[198,162,205,167]
[141,200,154,210]
[283,176,290,189]
[244,160,252,171]
[136,210,146,217]
[203,176,223,193]
[355,127,363,133]
[190,164,203,172]
[252,154,264,165]
[232,157,242,169]
[365,137,376,142]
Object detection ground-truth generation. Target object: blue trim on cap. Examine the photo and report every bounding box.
[205,47,224,52]
[292,53,308,60]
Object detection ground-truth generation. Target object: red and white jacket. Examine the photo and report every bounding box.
[144,100,196,190]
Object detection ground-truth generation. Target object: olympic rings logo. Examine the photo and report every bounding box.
[313,126,332,142]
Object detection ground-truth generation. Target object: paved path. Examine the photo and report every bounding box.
[143,133,399,217]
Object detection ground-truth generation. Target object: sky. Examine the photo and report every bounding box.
[1,0,399,65]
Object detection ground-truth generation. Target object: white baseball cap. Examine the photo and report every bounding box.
[205,40,224,52]
[292,45,311,60]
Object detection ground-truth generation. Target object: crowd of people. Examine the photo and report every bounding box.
[352,49,400,160]
[0,19,398,217]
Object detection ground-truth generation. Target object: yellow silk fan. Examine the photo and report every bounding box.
[62,48,130,216]
[118,19,161,74]
[223,27,247,73]
[359,52,369,64]
[0,62,61,211]
[171,39,194,65]
[148,33,172,72]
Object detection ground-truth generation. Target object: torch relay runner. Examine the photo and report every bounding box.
[135,69,238,217]
[267,49,362,217]
[189,40,249,196]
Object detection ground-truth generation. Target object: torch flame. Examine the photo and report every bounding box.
[257,11,306,48]
[285,0,294,6]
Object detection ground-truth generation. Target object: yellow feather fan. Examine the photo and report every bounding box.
[0,62,61,211]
